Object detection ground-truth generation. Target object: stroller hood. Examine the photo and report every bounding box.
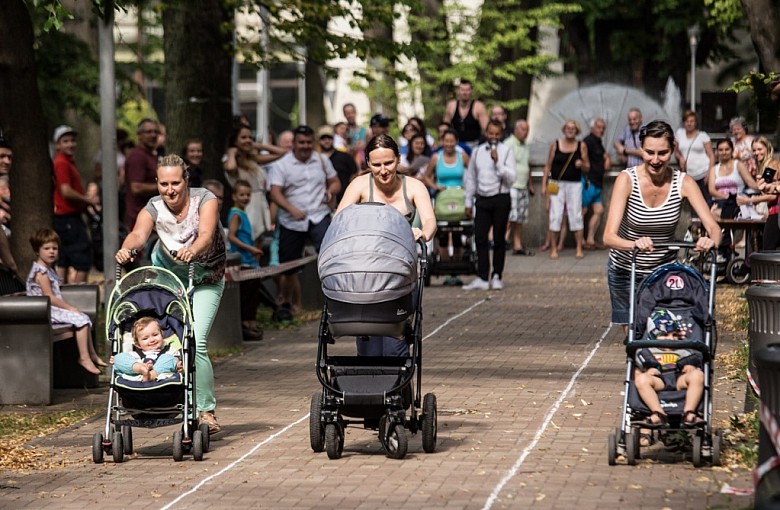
[635,263,709,337]
[318,203,417,304]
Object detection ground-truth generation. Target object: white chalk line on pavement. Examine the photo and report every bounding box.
[482,324,613,510]
[159,415,308,510]
[162,297,487,509]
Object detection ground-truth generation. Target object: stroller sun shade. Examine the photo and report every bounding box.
[318,203,417,305]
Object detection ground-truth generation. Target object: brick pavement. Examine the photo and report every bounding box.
[0,249,754,509]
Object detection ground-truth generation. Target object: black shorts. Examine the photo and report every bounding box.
[54,214,93,272]
[278,216,331,275]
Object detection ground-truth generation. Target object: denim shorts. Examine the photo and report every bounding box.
[607,258,646,325]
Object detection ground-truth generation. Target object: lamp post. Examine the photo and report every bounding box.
[687,24,700,112]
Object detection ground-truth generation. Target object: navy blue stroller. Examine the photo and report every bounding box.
[92,264,208,463]
[608,242,722,467]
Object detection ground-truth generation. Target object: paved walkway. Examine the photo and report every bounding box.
[0,249,754,509]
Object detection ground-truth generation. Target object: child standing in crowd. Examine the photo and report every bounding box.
[227,179,264,341]
[111,317,181,382]
[26,228,107,374]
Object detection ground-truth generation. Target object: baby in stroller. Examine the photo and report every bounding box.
[110,317,181,382]
[634,309,705,445]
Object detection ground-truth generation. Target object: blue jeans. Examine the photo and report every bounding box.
[607,258,646,325]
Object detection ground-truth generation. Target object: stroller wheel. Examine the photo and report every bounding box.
[192,430,205,461]
[112,431,124,464]
[384,424,408,460]
[692,432,704,467]
[92,433,104,464]
[198,423,211,453]
[325,423,343,460]
[309,391,325,453]
[727,258,750,285]
[172,430,184,462]
[607,432,617,466]
[421,393,437,453]
[121,425,133,455]
[625,431,638,465]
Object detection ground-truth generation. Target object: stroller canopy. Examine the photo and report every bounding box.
[318,203,417,304]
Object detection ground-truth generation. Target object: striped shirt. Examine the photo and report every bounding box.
[609,166,684,273]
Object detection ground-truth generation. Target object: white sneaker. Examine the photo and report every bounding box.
[463,277,490,291]
[490,275,503,290]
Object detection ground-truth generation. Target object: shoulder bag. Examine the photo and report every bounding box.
[547,145,577,195]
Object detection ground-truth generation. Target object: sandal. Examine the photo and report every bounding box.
[683,410,705,428]
[639,431,655,447]
[638,410,668,429]
[200,411,222,434]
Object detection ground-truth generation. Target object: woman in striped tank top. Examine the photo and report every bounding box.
[603,120,721,327]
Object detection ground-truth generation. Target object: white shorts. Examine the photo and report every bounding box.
[548,180,583,231]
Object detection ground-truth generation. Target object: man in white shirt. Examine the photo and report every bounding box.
[463,120,516,291]
[269,125,341,311]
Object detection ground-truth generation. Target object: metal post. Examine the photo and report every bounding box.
[687,25,700,113]
[255,7,270,143]
[298,48,306,125]
[98,0,118,294]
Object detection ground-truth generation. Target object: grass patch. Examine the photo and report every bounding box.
[715,284,758,469]
[0,408,100,471]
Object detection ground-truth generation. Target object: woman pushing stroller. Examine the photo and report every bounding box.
[603,120,721,448]
[115,154,225,434]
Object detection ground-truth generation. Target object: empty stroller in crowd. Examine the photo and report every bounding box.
[311,203,438,459]
[92,261,208,463]
[608,242,722,467]
[425,187,477,286]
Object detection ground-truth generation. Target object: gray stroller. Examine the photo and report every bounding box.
[310,202,438,459]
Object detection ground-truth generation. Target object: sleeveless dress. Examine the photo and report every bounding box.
[609,167,685,273]
[26,262,91,327]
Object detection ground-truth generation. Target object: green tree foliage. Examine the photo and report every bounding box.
[561,0,741,95]
[406,0,579,123]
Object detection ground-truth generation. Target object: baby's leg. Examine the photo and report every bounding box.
[153,353,179,376]
[634,369,665,414]
[113,353,148,378]
[678,368,705,413]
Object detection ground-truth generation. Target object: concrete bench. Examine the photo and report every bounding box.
[0,285,100,405]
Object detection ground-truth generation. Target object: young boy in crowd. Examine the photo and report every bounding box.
[227,179,264,340]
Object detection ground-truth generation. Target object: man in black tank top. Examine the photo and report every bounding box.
[443,80,488,149]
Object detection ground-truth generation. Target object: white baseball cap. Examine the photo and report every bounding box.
[52,125,77,143]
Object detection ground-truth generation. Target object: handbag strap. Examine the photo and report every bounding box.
[556,142,578,180]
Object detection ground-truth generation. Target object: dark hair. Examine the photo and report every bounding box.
[364,134,400,164]
[441,128,459,141]
[407,133,428,157]
[232,179,252,191]
[30,228,60,254]
[459,79,472,88]
[0,136,10,151]
[182,138,203,161]
[409,116,427,134]
[486,119,504,132]
[716,138,735,151]
[639,120,675,149]
[227,125,252,149]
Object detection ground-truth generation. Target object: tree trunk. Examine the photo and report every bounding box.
[740,0,780,73]
[0,1,54,274]
[304,55,326,128]
[162,0,234,183]
[366,22,397,119]
[409,0,451,123]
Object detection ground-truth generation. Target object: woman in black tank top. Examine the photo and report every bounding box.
[335,134,437,242]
